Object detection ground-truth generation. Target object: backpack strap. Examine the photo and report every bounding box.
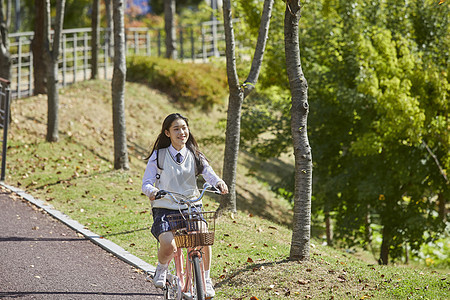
[155,148,166,186]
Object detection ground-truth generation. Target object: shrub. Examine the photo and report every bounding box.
[126,55,228,110]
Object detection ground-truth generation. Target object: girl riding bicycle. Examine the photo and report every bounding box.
[142,113,228,298]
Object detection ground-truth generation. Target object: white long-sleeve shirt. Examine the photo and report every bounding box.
[141,145,224,208]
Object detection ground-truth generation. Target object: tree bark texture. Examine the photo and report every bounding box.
[364,209,372,249]
[0,0,11,80]
[218,0,273,213]
[164,0,177,59]
[31,0,47,94]
[379,225,390,265]
[105,0,113,57]
[285,0,312,261]
[324,210,333,246]
[91,0,100,79]
[44,0,65,143]
[112,0,129,170]
[219,0,243,213]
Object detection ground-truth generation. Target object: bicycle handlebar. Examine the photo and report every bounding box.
[154,183,220,205]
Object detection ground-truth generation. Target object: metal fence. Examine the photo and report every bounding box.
[0,78,11,181]
[8,20,228,100]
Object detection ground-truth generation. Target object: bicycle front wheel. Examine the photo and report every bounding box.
[191,255,205,300]
[165,259,182,300]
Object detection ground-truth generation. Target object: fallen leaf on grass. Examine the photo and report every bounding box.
[247,257,254,263]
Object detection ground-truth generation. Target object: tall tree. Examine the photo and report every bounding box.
[31,0,47,95]
[284,0,312,261]
[235,0,448,265]
[43,0,65,142]
[91,0,100,79]
[105,0,113,57]
[0,0,11,81]
[111,0,129,170]
[164,0,177,59]
[219,0,274,212]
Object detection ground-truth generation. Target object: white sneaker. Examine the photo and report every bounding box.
[152,263,168,289]
[205,278,215,298]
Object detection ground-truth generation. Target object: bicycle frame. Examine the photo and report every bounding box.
[169,247,206,298]
[156,183,219,300]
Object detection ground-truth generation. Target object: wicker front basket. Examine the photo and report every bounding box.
[173,231,215,248]
[167,211,216,248]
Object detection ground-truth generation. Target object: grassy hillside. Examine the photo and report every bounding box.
[6,80,449,299]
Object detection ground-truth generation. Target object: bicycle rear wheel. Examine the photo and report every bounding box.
[191,255,205,300]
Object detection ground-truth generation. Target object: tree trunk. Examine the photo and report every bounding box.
[112,0,129,170]
[91,0,100,79]
[364,208,372,250]
[164,0,177,59]
[379,225,390,265]
[218,0,274,213]
[324,209,333,246]
[13,0,20,31]
[46,62,59,141]
[44,0,65,143]
[105,0,113,57]
[285,0,312,261]
[219,0,241,212]
[404,243,409,264]
[0,0,11,81]
[31,0,47,94]
[6,0,11,30]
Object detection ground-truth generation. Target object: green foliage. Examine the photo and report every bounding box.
[417,228,450,268]
[19,0,92,31]
[63,0,92,28]
[240,86,291,159]
[149,0,204,15]
[126,55,228,110]
[233,0,449,265]
[231,0,288,90]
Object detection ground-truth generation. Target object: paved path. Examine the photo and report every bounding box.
[0,188,163,299]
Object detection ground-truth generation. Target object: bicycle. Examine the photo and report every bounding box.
[151,183,220,300]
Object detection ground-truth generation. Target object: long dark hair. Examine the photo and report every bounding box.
[146,113,205,174]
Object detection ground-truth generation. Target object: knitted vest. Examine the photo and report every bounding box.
[152,147,200,210]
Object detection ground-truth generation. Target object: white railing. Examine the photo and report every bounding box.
[8,20,229,99]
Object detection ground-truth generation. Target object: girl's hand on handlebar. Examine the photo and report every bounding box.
[216,181,229,194]
[148,189,158,201]
[149,189,165,201]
